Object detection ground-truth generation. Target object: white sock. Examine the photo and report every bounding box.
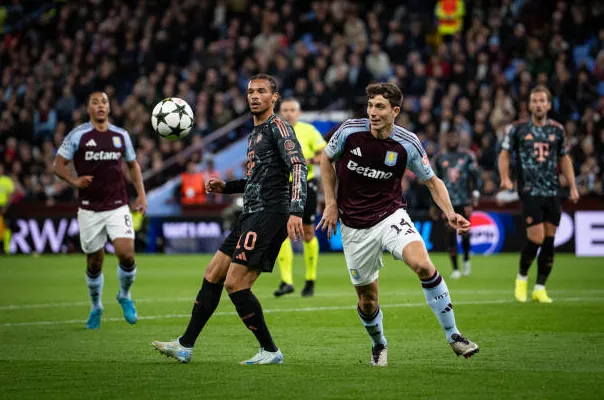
[517,274,528,281]
[421,270,460,343]
[358,306,387,347]
[117,264,136,300]
[534,284,545,291]
[86,272,104,311]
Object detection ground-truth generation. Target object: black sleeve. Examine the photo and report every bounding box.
[222,179,247,194]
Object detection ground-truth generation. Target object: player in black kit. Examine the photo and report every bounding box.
[433,131,482,279]
[498,85,579,303]
[153,74,308,364]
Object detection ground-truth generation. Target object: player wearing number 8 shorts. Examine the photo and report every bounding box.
[54,91,147,329]
[152,74,308,365]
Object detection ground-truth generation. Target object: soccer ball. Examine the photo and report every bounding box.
[151,97,194,140]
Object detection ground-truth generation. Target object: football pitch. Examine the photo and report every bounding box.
[0,253,603,400]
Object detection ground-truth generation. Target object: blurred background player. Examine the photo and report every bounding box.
[0,164,15,253]
[318,83,479,366]
[498,85,580,304]
[176,160,206,205]
[53,91,147,329]
[433,131,482,279]
[274,98,326,298]
[152,74,307,365]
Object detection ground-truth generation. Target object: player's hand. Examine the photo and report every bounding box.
[206,178,225,193]
[569,186,580,204]
[287,215,304,241]
[317,203,339,239]
[500,178,513,191]
[447,213,471,234]
[73,175,94,188]
[133,194,147,215]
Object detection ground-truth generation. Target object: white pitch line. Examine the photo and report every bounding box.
[2,289,604,311]
[1,296,603,328]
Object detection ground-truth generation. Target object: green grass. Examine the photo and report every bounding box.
[0,253,603,400]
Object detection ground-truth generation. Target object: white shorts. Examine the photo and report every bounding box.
[341,208,424,286]
[77,205,135,254]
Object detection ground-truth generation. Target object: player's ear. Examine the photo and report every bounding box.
[392,106,401,118]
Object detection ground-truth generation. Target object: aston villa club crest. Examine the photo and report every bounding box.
[384,151,398,166]
[112,136,122,148]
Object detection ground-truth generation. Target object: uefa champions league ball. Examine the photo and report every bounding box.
[151,97,194,140]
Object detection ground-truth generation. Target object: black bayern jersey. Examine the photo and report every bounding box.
[223,115,308,216]
[434,150,482,207]
[502,118,568,197]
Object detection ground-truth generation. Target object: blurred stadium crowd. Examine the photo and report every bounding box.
[0,0,603,209]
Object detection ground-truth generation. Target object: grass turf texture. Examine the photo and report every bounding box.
[0,253,603,400]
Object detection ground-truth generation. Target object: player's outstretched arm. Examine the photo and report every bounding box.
[53,154,93,189]
[424,175,470,234]
[219,178,246,194]
[316,152,338,238]
[498,150,513,190]
[560,154,580,203]
[127,160,147,214]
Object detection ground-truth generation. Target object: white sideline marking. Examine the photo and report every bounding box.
[1,297,603,327]
[2,289,604,311]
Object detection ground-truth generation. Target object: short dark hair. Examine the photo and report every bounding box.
[249,73,278,93]
[530,85,552,102]
[87,91,108,104]
[366,83,403,108]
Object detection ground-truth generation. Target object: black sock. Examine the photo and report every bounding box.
[447,230,458,270]
[229,288,278,352]
[519,240,540,276]
[179,279,223,347]
[536,237,554,285]
[461,234,470,262]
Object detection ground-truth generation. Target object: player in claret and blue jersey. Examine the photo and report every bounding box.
[317,83,479,366]
[54,91,147,329]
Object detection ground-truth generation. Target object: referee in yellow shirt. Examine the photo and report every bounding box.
[274,98,326,297]
[0,164,15,253]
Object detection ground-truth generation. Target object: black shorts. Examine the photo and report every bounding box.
[219,211,288,272]
[453,205,470,219]
[303,178,318,225]
[521,195,562,227]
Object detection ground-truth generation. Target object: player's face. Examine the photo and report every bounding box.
[87,92,110,123]
[279,100,301,126]
[446,133,459,150]
[367,95,400,132]
[247,80,278,116]
[528,91,551,119]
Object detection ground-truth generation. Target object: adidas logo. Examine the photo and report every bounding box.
[85,139,97,147]
[235,252,247,261]
[440,303,453,314]
[350,147,362,156]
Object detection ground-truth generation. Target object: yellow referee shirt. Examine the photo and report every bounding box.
[291,121,326,181]
[0,175,14,207]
